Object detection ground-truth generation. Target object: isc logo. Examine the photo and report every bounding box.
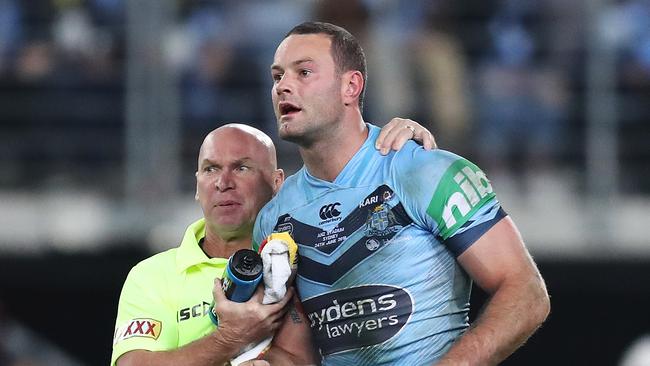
[178,301,211,322]
[442,166,493,229]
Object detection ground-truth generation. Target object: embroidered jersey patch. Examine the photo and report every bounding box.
[426,158,495,239]
[113,318,162,344]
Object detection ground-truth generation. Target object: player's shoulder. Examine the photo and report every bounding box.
[391,145,465,174]
[280,167,305,192]
[256,173,295,226]
[128,247,178,280]
[263,168,305,210]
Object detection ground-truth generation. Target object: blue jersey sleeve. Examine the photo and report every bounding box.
[390,146,506,256]
[253,205,270,252]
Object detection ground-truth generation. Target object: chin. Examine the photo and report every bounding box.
[214,220,252,233]
[279,130,305,144]
[278,123,297,140]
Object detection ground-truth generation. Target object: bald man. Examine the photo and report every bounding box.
[111,121,434,366]
[111,124,292,366]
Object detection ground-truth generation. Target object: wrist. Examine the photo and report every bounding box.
[209,329,240,360]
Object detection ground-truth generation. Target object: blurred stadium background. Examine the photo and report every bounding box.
[0,0,649,365]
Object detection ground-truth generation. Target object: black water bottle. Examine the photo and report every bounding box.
[221,249,263,302]
[209,249,263,326]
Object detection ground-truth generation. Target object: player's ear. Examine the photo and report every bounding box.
[195,171,199,201]
[342,70,364,107]
[272,169,285,194]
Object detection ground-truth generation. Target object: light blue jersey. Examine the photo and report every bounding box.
[254,124,506,365]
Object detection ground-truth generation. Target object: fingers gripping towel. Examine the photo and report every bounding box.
[259,232,298,304]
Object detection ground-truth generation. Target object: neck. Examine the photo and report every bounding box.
[300,113,367,182]
[201,225,252,259]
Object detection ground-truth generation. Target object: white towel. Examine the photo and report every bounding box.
[260,238,292,304]
[229,234,297,364]
[230,336,273,366]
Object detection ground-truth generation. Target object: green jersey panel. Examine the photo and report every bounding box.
[426,158,496,240]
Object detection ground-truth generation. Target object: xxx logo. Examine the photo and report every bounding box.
[114,318,162,343]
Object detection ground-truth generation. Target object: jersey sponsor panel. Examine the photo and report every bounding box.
[302,284,413,355]
[426,158,495,240]
[272,186,409,254]
[113,318,162,344]
[271,186,412,285]
[177,301,211,322]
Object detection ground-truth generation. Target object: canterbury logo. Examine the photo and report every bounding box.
[319,203,341,220]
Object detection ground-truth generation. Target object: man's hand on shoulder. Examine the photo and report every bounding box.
[376,118,437,155]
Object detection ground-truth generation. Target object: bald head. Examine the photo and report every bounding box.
[199,123,278,171]
[195,123,284,242]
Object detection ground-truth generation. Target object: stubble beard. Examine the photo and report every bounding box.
[278,116,316,147]
[278,95,343,149]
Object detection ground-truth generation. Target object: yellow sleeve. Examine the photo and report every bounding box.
[110,257,178,365]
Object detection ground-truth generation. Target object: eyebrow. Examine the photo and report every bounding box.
[200,157,252,167]
[271,58,315,72]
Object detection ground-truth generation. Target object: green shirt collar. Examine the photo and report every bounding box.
[176,218,228,273]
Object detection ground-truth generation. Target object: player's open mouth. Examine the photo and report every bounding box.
[279,102,301,116]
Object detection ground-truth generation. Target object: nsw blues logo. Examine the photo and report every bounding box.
[366,204,402,237]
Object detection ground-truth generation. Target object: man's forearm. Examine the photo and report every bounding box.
[437,276,550,366]
[116,331,238,366]
[263,301,319,365]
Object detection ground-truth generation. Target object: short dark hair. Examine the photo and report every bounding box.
[285,21,367,110]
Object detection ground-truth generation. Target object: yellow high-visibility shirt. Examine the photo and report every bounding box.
[110,218,227,365]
